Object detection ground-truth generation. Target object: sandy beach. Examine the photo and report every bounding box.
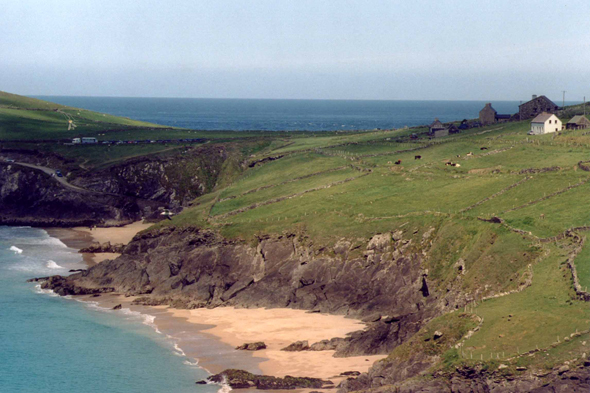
[47,221,152,266]
[167,307,386,379]
[83,292,384,384]
[52,222,384,384]
[73,221,152,245]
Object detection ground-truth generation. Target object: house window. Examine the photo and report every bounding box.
[549,120,551,124]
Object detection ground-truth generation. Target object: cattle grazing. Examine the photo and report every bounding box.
[415,155,422,160]
[451,163,461,167]
[445,162,452,166]
[456,154,461,158]
[387,161,392,164]
[480,147,488,150]
[467,152,474,156]
[540,213,545,220]
[395,159,402,165]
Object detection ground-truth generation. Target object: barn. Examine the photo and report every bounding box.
[566,115,590,130]
[519,95,559,120]
[529,112,562,135]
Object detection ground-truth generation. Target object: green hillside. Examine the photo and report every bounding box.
[0,91,167,140]
[159,115,590,376]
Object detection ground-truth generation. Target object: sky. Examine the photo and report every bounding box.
[1,0,589,101]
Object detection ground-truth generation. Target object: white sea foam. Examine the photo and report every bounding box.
[119,308,162,334]
[173,342,186,357]
[46,260,63,269]
[216,376,233,393]
[38,237,68,248]
[9,246,23,254]
[34,284,59,297]
[183,359,200,366]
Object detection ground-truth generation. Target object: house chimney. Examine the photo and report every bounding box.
[532,94,537,100]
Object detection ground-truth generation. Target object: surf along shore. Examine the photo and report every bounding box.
[46,221,386,386]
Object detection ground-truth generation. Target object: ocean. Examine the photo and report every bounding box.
[0,226,217,393]
[34,96,537,131]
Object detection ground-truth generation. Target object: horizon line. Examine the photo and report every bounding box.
[30,94,581,103]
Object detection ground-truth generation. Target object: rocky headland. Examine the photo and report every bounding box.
[36,223,590,392]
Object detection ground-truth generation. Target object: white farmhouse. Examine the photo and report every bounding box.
[529,112,562,135]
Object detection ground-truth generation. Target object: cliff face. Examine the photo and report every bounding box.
[0,145,230,226]
[72,146,228,209]
[341,363,590,393]
[43,226,463,357]
[0,163,140,226]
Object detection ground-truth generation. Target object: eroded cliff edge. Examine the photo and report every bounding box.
[42,226,459,357]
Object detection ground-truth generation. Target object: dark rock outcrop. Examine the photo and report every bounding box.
[281,340,310,352]
[80,241,126,254]
[309,337,346,351]
[0,145,231,226]
[339,362,590,393]
[236,342,267,351]
[72,145,228,209]
[202,369,333,390]
[0,163,141,227]
[41,226,456,358]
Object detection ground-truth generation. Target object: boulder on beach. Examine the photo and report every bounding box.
[281,340,310,351]
[201,369,333,390]
[235,342,267,351]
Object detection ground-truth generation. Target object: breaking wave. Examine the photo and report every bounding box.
[216,376,233,393]
[34,284,59,297]
[9,246,23,254]
[46,260,63,269]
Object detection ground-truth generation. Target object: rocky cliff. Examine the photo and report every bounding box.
[341,362,589,393]
[0,163,141,226]
[0,145,231,226]
[71,145,228,209]
[42,225,463,357]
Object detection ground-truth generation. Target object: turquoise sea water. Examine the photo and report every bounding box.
[35,96,540,131]
[0,226,217,393]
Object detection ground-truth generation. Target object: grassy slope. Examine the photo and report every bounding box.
[0,91,167,140]
[159,114,590,375]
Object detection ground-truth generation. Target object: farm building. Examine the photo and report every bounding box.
[519,95,559,120]
[566,115,590,130]
[479,103,512,125]
[529,112,562,135]
[429,118,448,138]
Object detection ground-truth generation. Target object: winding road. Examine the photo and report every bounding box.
[13,162,91,193]
[10,161,156,203]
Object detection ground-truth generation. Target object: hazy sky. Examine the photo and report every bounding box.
[1,0,589,101]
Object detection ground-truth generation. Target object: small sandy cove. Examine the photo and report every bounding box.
[166,307,385,379]
[74,221,152,263]
[70,221,385,381]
